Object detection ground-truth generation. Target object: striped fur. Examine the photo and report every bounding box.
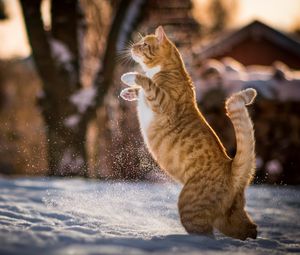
[120,26,258,240]
[225,88,257,193]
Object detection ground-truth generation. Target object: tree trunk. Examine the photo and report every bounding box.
[0,0,7,20]
[20,0,88,176]
[20,0,146,177]
[46,122,88,176]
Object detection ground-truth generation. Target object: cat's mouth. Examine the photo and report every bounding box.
[131,49,143,63]
[131,48,149,71]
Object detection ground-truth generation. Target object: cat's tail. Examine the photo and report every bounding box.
[225,88,257,192]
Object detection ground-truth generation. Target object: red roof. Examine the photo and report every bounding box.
[197,20,300,63]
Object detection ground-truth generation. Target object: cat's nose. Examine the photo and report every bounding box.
[131,46,139,54]
[130,48,136,57]
[132,45,138,50]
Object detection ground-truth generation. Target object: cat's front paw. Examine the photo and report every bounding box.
[121,72,139,87]
[120,87,139,101]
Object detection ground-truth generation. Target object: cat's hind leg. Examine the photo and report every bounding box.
[178,178,217,238]
[214,208,257,240]
[214,192,257,240]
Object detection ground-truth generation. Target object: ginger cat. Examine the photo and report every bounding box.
[120,26,257,240]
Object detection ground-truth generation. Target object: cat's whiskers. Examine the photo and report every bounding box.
[116,51,134,66]
[137,32,144,40]
[116,41,135,66]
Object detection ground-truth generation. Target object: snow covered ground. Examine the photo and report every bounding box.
[0,177,299,255]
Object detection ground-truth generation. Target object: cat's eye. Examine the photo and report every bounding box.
[143,42,148,47]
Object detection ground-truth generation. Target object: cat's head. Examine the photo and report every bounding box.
[131,26,174,71]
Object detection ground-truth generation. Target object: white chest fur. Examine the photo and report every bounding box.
[145,65,161,79]
[137,90,153,146]
[136,64,161,146]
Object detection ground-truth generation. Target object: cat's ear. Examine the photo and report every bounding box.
[155,26,167,44]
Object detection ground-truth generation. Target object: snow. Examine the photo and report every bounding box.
[50,38,73,64]
[197,58,300,102]
[70,87,97,113]
[0,177,299,255]
[64,114,81,128]
[49,38,75,80]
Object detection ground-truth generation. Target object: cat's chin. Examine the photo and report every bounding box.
[131,51,142,63]
[131,52,149,71]
[131,54,141,63]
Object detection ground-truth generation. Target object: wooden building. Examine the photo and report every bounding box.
[197,20,300,69]
[195,21,300,184]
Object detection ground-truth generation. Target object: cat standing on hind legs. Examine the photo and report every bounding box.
[120,26,258,240]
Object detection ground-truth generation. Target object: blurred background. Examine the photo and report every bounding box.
[0,0,299,184]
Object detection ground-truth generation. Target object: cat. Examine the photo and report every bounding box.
[120,26,257,240]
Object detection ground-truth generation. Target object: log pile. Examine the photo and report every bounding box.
[139,0,200,46]
[196,58,300,184]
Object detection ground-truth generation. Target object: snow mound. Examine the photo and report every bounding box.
[0,177,299,255]
[70,87,96,113]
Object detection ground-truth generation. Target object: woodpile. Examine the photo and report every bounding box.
[197,59,300,184]
[139,0,200,46]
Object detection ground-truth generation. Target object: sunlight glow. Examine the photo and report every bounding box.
[0,0,300,59]
[237,0,300,30]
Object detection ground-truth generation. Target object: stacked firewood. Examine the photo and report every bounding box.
[196,58,300,184]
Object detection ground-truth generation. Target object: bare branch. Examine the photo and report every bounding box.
[0,0,8,20]
[93,0,147,107]
[51,0,84,89]
[20,0,58,96]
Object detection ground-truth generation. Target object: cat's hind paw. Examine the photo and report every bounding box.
[120,87,139,101]
[121,72,138,87]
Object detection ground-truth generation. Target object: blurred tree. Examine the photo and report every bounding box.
[193,0,237,36]
[140,0,200,46]
[0,0,7,20]
[292,22,300,39]
[209,0,228,33]
[95,0,199,180]
[20,0,145,176]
